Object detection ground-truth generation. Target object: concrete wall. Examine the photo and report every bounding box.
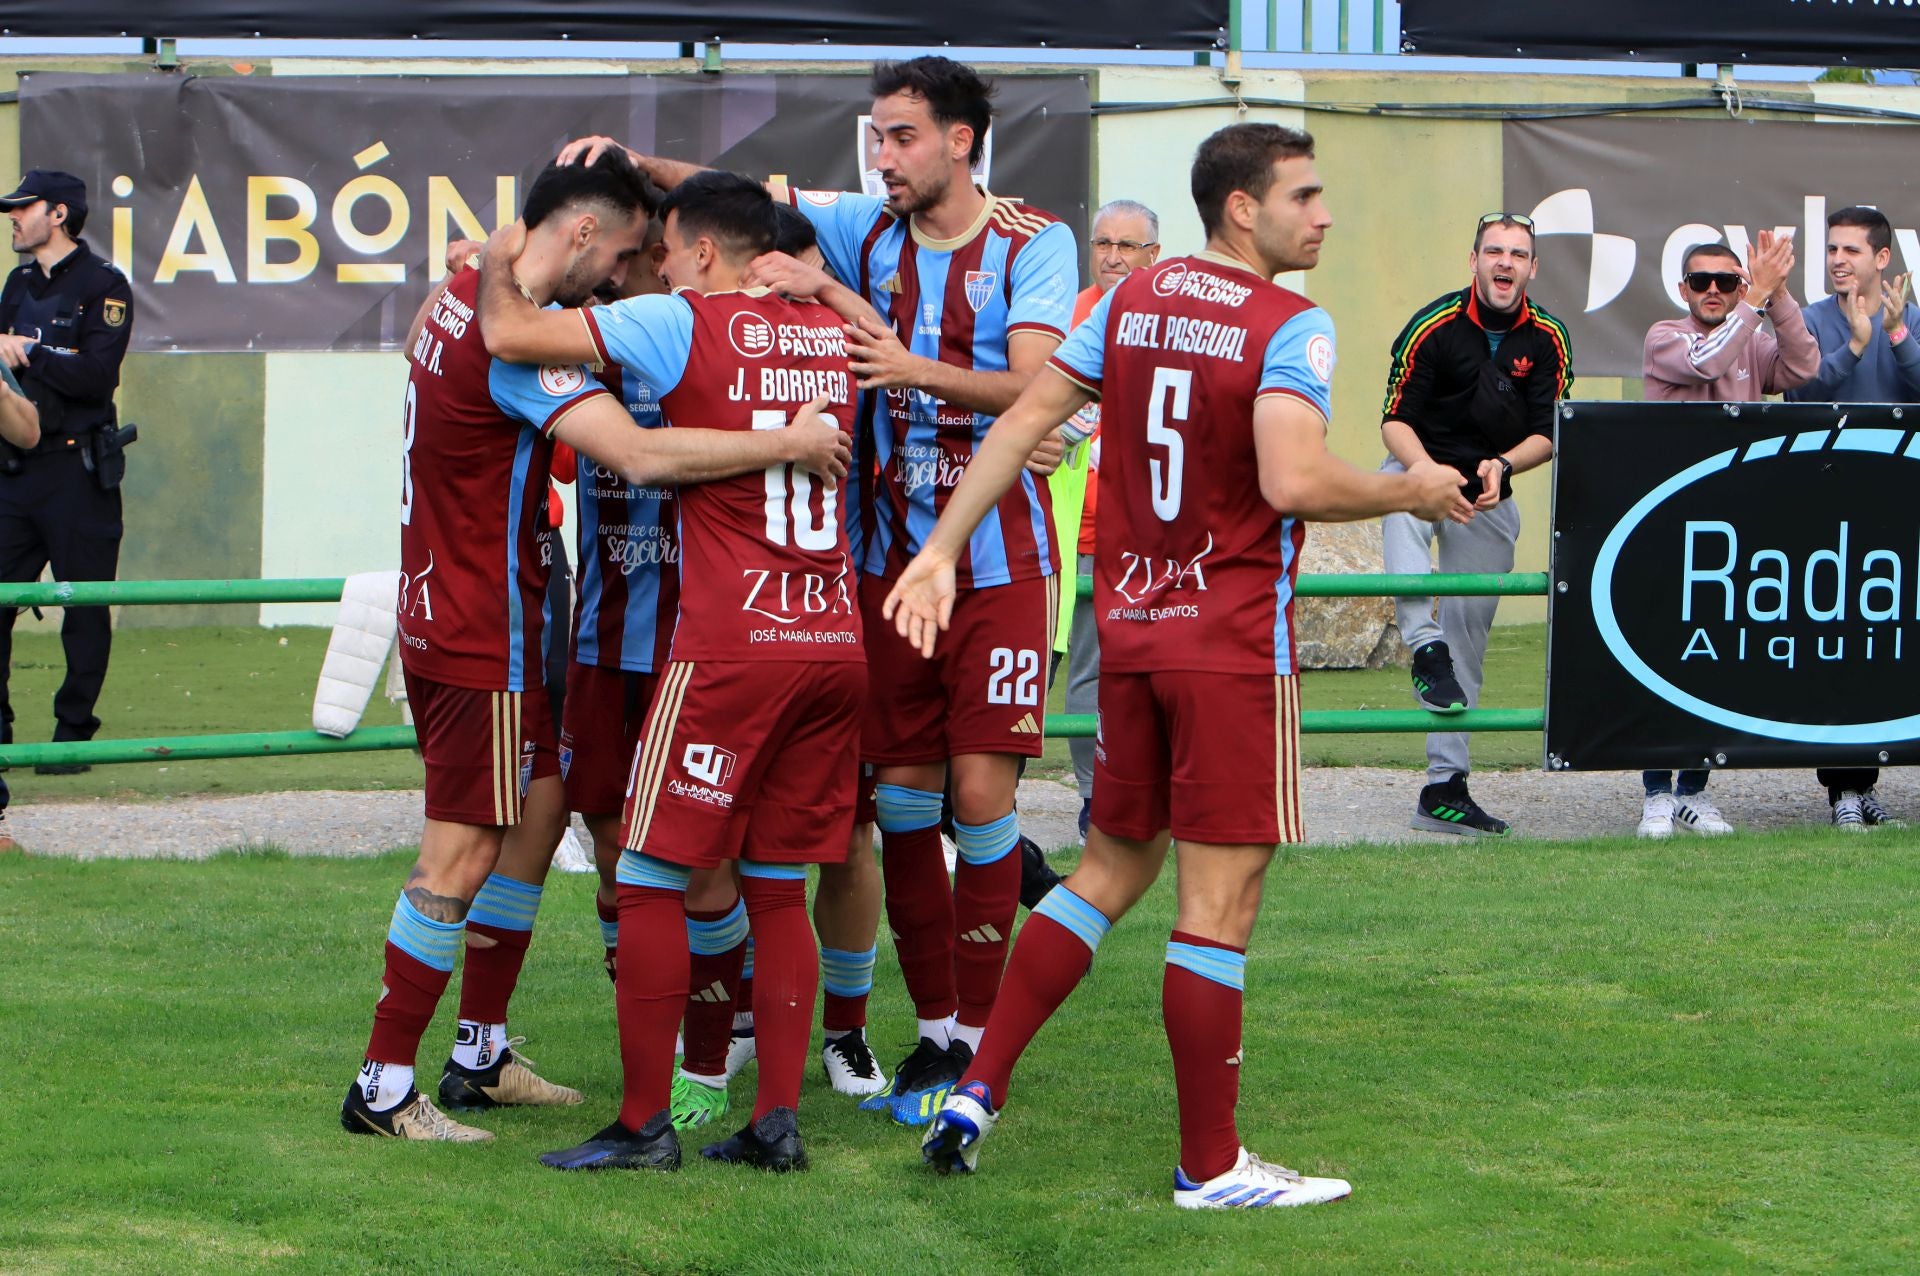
[0,55,1885,630]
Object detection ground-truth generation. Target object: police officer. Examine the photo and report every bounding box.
[0,169,134,782]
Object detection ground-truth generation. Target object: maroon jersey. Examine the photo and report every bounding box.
[1049,253,1340,676]
[398,269,607,690]
[581,287,862,663]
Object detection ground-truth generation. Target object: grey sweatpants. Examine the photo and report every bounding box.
[1379,457,1522,784]
[1065,553,1100,802]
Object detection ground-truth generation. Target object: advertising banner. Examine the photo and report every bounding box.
[1547,400,1920,771]
[1403,0,1920,66]
[18,71,1091,352]
[0,1,1229,49]
[1502,117,1920,379]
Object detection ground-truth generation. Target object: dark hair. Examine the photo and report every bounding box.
[1829,205,1893,256]
[58,203,86,237]
[524,147,656,231]
[658,170,779,261]
[870,56,995,165]
[1681,241,1740,275]
[1472,216,1535,252]
[772,203,818,257]
[1189,123,1316,239]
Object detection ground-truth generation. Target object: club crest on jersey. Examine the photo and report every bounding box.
[798,189,840,207]
[1152,262,1189,298]
[1307,333,1335,384]
[728,312,777,359]
[964,270,996,313]
[539,364,586,396]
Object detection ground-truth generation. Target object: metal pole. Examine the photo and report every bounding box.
[1047,709,1542,738]
[1267,0,1279,52]
[1374,0,1386,53]
[0,578,349,607]
[1338,0,1350,52]
[1073,572,1550,600]
[1301,0,1313,51]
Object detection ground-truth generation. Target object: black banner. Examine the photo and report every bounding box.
[1403,0,1920,66]
[18,71,1091,352]
[1547,401,1920,771]
[1501,117,1920,379]
[0,1,1228,49]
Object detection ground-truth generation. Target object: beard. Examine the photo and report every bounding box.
[883,170,947,217]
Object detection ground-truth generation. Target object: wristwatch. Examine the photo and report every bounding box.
[1496,455,1514,485]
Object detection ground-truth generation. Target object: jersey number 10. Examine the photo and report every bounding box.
[752,409,839,550]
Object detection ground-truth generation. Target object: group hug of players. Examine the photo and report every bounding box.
[340,56,1465,1209]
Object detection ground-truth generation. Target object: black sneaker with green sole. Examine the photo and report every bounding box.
[1412,773,1510,837]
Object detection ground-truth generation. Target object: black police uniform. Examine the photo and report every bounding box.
[0,233,134,749]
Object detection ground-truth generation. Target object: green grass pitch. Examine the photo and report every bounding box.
[5,831,1917,1273]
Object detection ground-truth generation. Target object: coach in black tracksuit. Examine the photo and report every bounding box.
[0,170,134,781]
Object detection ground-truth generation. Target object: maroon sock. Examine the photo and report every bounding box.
[615,884,688,1132]
[1163,930,1247,1182]
[880,824,957,1021]
[596,895,619,984]
[365,942,454,1067]
[952,848,1022,1030]
[822,989,868,1034]
[681,906,746,1077]
[964,913,1095,1102]
[740,874,818,1120]
[456,922,532,1026]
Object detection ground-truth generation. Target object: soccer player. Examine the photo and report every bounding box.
[475,171,864,1173]
[756,56,1078,1119]
[885,123,1464,1205]
[342,154,846,1143]
[564,57,1074,1121]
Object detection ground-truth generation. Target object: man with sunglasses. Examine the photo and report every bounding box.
[1380,212,1572,837]
[1638,231,1817,838]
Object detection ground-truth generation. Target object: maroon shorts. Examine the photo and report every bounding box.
[405,668,560,827]
[622,659,867,869]
[1091,670,1304,847]
[859,572,1058,764]
[559,661,660,816]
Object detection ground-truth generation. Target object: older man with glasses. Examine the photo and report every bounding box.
[1044,200,1160,847]
[1379,212,1572,837]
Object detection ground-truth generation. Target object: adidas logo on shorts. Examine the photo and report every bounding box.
[960,924,1004,944]
[1010,712,1041,735]
[690,981,730,1004]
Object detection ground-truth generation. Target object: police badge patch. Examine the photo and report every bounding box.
[102,298,127,328]
[963,270,996,313]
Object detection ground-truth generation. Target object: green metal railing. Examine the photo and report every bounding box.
[1227,0,1397,57]
[0,570,1545,766]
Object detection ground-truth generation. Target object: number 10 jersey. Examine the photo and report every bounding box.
[579,287,863,664]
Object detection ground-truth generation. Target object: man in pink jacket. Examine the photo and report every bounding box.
[1644,232,1817,402]
[1635,229,1818,838]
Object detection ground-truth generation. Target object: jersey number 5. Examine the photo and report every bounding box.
[1147,367,1191,522]
[752,409,839,550]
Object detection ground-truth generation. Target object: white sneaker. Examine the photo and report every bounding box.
[821,1028,888,1097]
[1674,795,1732,836]
[1637,792,1677,839]
[1833,792,1868,831]
[1173,1146,1352,1209]
[723,1023,757,1080]
[1859,788,1904,828]
[551,827,596,874]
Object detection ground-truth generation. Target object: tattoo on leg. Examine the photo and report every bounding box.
[403,868,472,923]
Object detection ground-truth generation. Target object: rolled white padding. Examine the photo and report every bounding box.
[312,570,402,738]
